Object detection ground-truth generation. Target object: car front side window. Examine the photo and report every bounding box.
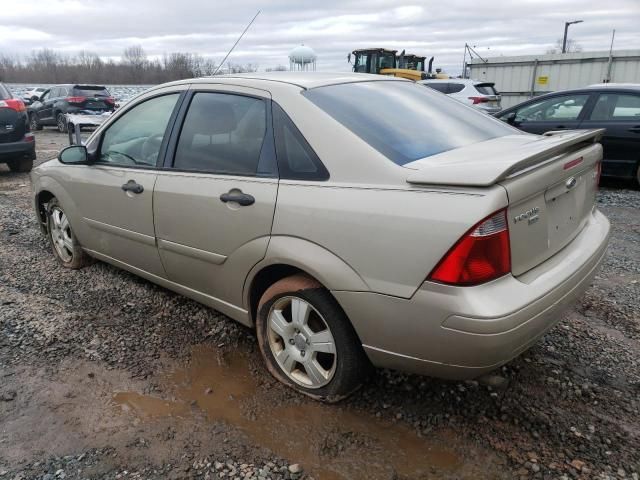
[98,93,180,167]
[515,94,590,122]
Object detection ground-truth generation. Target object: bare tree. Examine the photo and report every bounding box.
[0,46,259,84]
[265,65,288,72]
[546,38,583,54]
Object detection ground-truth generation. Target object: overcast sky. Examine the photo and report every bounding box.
[1,0,639,75]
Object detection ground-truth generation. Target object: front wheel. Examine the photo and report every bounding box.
[46,198,91,269]
[56,113,67,133]
[256,274,372,402]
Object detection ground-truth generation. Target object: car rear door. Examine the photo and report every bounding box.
[63,87,186,277]
[510,92,595,135]
[152,85,278,312]
[578,91,640,179]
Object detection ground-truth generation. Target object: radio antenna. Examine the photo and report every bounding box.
[213,10,261,75]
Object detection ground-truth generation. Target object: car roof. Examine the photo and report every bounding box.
[161,72,407,91]
[586,83,640,90]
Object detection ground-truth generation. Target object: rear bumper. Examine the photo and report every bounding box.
[0,139,35,160]
[334,209,610,379]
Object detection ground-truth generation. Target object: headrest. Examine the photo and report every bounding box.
[188,99,238,135]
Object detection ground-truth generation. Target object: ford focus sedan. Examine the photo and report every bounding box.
[31,73,610,401]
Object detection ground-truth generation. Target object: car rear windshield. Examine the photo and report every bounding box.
[73,85,110,97]
[303,81,515,165]
[475,83,498,95]
[0,84,11,100]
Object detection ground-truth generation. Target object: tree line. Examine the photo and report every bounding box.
[0,46,262,85]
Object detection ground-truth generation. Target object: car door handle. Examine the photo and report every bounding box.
[220,191,255,206]
[121,180,144,194]
[554,125,568,129]
[628,126,640,133]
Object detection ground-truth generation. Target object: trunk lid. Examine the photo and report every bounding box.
[405,129,604,276]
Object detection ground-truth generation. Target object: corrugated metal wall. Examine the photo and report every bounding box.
[468,50,640,108]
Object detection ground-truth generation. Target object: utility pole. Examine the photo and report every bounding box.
[562,20,583,53]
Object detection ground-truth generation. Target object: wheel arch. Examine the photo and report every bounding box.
[244,236,370,325]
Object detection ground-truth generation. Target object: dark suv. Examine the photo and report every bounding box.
[28,84,115,133]
[0,82,35,172]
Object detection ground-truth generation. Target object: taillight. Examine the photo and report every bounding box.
[24,133,35,142]
[468,96,489,104]
[66,96,86,104]
[0,99,26,112]
[428,209,511,286]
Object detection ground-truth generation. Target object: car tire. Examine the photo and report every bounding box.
[29,113,42,131]
[56,113,67,133]
[256,274,372,402]
[7,158,33,173]
[46,198,91,269]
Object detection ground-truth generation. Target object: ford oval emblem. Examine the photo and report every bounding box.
[566,177,577,189]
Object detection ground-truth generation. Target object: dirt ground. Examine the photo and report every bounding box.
[0,128,639,480]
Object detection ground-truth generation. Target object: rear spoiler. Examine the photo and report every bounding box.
[405,129,605,187]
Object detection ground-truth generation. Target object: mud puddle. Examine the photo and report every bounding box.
[114,346,472,479]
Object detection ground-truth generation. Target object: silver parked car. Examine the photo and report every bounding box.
[419,78,502,114]
[31,73,610,401]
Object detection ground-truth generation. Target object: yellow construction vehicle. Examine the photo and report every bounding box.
[349,48,447,81]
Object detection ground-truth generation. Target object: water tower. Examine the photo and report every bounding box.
[289,44,317,71]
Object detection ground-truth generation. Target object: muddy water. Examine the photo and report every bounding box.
[113,346,464,479]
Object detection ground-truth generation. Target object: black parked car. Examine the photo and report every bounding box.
[28,84,115,133]
[495,84,640,184]
[0,83,35,173]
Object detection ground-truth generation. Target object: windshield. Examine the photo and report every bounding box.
[303,81,516,165]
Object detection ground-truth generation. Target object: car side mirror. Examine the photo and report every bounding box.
[503,111,518,125]
[59,145,89,164]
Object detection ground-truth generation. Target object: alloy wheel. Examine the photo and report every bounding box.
[50,207,74,263]
[267,296,337,389]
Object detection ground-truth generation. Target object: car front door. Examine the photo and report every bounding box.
[37,89,54,124]
[507,93,595,135]
[578,91,640,179]
[64,87,186,278]
[153,87,278,313]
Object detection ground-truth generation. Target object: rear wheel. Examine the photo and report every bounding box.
[7,158,33,173]
[256,274,372,402]
[46,198,91,269]
[56,113,67,133]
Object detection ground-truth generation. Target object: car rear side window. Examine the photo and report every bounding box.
[304,81,515,165]
[173,92,269,176]
[590,93,640,121]
[448,83,465,93]
[272,103,329,181]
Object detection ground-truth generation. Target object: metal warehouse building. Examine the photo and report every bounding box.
[468,50,640,108]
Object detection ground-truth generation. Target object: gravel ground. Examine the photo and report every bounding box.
[0,129,639,480]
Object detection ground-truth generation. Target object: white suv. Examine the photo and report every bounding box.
[419,79,502,114]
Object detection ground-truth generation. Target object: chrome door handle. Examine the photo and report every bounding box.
[121,180,144,194]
